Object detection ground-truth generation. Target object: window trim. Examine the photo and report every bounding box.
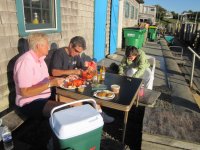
[135,8,138,20]
[16,0,61,37]
[130,6,134,19]
[125,1,130,18]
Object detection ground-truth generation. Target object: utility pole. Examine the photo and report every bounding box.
[195,12,198,24]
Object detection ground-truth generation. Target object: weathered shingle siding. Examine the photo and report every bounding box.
[122,0,139,27]
[0,0,19,112]
[0,0,94,112]
[105,0,111,55]
[60,0,94,57]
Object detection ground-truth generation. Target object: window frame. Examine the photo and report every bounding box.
[130,6,134,19]
[125,1,130,18]
[16,0,61,37]
[135,8,138,20]
[150,8,155,12]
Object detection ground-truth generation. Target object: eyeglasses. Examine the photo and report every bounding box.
[72,47,82,54]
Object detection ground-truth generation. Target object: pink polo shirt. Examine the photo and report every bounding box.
[14,50,51,107]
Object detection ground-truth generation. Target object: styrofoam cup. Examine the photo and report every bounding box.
[111,84,120,94]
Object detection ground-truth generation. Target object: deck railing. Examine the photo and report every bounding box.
[187,46,200,87]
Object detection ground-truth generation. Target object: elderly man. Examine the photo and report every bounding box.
[14,32,66,118]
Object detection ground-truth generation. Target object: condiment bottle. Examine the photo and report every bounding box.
[100,65,106,82]
[92,68,98,84]
[32,12,39,24]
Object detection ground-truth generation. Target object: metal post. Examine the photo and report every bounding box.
[122,111,129,144]
[190,53,196,88]
[188,46,200,88]
[195,12,198,25]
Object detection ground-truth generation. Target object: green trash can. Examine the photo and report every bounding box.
[123,27,145,49]
[148,26,157,41]
[140,28,146,46]
[49,99,104,150]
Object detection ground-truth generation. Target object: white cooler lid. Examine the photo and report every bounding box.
[49,104,104,139]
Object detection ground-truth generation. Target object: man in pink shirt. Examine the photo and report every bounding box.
[14,32,65,118]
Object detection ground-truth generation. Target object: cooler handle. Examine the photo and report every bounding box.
[50,99,97,128]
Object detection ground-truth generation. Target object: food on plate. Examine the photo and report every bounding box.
[96,90,114,98]
[63,81,75,88]
[65,75,79,82]
[72,79,85,87]
[63,79,85,88]
[97,91,107,97]
[106,93,114,97]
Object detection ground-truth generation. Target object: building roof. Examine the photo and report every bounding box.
[136,0,144,4]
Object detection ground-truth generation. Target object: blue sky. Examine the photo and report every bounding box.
[144,0,200,14]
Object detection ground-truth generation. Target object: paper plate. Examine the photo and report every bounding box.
[60,84,76,90]
[93,90,115,100]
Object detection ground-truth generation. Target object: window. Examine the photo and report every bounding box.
[16,0,61,36]
[125,2,130,18]
[135,8,138,20]
[140,19,144,23]
[150,8,155,12]
[144,7,147,14]
[130,6,134,19]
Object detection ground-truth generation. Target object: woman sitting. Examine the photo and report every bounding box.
[118,46,152,89]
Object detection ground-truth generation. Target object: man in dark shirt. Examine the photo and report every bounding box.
[51,36,86,77]
[51,36,114,123]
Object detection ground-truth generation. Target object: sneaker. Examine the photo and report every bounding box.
[100,112,114,123]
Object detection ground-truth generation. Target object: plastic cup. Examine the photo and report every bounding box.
[111,84,120,94]
[78,86,85,93]
[139,84,144,97]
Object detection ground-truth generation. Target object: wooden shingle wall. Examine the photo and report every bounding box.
[0,0,19,112]
[122,0,139,28]
[60,0,94,56]
[0,0,94,113]
[105,0,111,55]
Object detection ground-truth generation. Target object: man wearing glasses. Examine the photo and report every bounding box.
[51,36,114,123]
[51,36,86,77]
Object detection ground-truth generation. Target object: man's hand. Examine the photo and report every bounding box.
[50,78,65,87]
[74,69,82,75]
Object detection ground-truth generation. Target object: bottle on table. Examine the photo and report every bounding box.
[92,68,98,84]
[1,126,14,150]
[100,65,106,83]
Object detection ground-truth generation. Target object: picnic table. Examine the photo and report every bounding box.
[56,72,142,143]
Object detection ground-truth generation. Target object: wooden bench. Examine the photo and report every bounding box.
[1,48,57,132]
[1,109,27,132]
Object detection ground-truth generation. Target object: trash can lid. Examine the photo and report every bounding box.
[149,26,157,29]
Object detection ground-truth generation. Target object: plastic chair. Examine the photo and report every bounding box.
[138,55,159,107]
[138,88,161,107]
[143,55,156,90]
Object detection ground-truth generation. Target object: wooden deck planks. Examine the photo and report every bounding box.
[142,106,200,149]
